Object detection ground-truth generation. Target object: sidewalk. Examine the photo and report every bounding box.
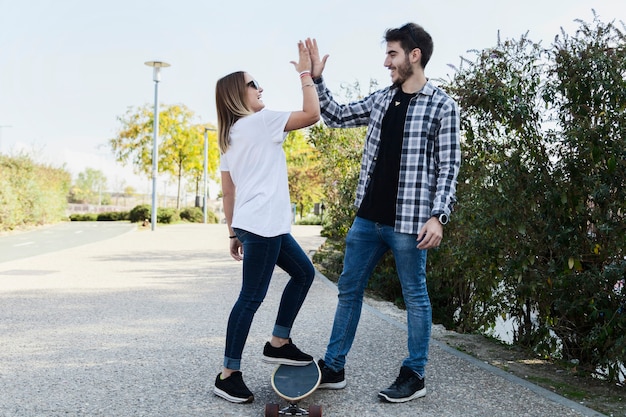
[0,224,605,417]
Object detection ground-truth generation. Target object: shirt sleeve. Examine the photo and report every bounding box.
[432,99,461,216]
[219,154,229,171]
[315,77,375,128]
[261,109,290,143]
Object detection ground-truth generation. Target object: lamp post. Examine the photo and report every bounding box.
[203,127,216,224]
[144,60,170,231]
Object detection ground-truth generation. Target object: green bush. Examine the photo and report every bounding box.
[181,207,220,224]
[157,207,179,224]
[129,204,151,223]
[438,15,626,381]
[129,204,219,224]
[206,210,219,224]
[0,154,70,231]
[70,211,129,222]
[308,123,362,240]
[130,204,182,224]
[69,213,97,221]
[180,206,203,222]
[97,211,127,221]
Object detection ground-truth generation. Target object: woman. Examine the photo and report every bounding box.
[213,40,320,404]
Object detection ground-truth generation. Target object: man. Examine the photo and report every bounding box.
[305,23,461,403]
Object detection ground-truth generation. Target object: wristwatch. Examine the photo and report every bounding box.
[433,212,449,225]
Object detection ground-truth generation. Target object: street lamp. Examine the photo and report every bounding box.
[203,127,216,224]
[144,60,170,231]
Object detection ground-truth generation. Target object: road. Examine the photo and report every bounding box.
[0,221,136,263]
[0,224,601,417]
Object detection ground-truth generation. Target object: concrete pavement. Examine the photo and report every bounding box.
[0,223,605,416]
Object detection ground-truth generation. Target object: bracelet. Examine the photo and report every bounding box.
[229,235,237,239]
[302,83,314,88]
[299,71,311,78]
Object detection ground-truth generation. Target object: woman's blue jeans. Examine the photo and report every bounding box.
[323,217,431,378]
[224,229,315,370]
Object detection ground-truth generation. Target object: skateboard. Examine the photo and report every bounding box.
[265,361,322,417]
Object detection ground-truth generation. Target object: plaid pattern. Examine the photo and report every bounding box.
[315,77,461,234]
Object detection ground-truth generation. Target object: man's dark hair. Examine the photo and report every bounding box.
[385,23,433,68]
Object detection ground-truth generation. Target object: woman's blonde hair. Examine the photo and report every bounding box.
[215,71,254,154]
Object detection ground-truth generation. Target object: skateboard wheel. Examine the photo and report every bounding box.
[264,403,279,417]
[309,404,322,417]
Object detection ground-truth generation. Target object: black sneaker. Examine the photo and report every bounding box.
[213,371,254,404]
[262,338,313,366]
[317,359,346,390]
[378,366,426,403]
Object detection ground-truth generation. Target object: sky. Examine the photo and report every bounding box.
[0,0,624,193]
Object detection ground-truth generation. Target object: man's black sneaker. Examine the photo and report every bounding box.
[378,366,426,403]
[317,359,346,390]
[262,338,313,366]
[213,371,254,404]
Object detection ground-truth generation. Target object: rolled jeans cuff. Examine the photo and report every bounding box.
[223,356,241,371]
[272,324,290,339]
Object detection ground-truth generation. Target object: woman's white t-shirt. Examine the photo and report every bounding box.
[219,109,291,237]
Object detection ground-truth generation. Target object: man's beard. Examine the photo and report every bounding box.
[392,57,414,88]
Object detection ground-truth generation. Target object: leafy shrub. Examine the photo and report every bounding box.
[438,15,625,382]
[69,213,97,221]
[308,123,362,240]
[97,211,127,221]
[129,204,151,223]
[180,206,203,222]
[205,210,219,224]
[157,207,179,224]
[0,154,70,231]
[180,207,220,224]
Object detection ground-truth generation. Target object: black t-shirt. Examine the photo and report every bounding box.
[357,90,416,226]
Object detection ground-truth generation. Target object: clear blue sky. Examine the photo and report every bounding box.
[0,0,623,192]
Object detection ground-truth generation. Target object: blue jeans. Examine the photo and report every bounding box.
[324,217,431,378]
[224,229,315,370]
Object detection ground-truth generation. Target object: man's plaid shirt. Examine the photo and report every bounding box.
[314,77,461,234]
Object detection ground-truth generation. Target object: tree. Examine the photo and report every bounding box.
[307,80,375,238]
[284,130,323,219]
[1,154,70,229]
[185,126,220,206]
[69,168,108,205]
[110,104,219,208]
[308,124,363,237]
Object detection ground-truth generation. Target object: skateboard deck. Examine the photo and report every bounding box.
[271,361,321,402]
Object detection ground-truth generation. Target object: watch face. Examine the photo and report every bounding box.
[439,214,449,225]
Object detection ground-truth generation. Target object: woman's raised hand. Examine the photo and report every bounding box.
[290,39,312,74]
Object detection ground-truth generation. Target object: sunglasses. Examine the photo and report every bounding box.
[247,80,261,90]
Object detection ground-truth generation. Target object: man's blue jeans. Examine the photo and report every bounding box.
[224,229,315,370]
[324,217,431,378]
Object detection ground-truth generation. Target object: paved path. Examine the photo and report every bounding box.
[0,222,135,263]
[0,224,605,416]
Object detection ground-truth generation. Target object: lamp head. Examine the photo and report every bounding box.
[144,61,171,82]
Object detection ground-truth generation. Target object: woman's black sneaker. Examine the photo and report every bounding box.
[213,371,254,404]
[262,339,313,366]
[378,366,426,403]
[317,359,346,389]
